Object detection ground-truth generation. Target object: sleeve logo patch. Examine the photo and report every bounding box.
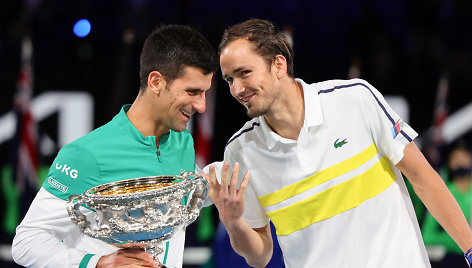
[55,162,79,179]
[47,177,69,193]
[391,120,401,138]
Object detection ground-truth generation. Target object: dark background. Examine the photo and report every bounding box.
[2,0,472,159]
[1,0,472,267]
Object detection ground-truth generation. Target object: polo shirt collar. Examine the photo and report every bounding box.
[259,78,324,149]
[115,104,157,146]
[297,78,324,129]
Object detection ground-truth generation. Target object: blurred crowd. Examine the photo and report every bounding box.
[1,0,472,267]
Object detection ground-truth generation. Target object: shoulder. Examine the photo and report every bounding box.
[307,79,383,109]
[224,118,261,149]
[312,78,375,96]
[49,124,114,186]
[59,117,119,155]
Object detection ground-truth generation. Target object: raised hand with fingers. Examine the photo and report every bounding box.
[206,161,251,226]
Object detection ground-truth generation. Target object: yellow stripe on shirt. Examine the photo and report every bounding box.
[259,143,379,207]
[266,156,396,236]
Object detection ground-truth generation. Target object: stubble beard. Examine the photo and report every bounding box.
[243,82,280,118]
[245,94,278,118]
[246,104,270,118]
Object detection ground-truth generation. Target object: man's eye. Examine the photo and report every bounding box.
[242,70,251,76]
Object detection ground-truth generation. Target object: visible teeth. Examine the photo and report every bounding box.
[241,95,252,102]
[182,111,191,117]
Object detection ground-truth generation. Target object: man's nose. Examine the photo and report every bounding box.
[194,94,206,113]
[231,79,245,97]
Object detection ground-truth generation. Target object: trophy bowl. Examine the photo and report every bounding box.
[66,171,209,260]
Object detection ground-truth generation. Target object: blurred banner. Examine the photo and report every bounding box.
[191,78,217,264]
[9,36,40,232]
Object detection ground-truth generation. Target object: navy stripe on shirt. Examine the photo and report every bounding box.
[224,81,412,150]
[225,122,260,148]
[318,82,412,142]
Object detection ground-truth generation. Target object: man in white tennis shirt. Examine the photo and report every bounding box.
[204,18,472,268]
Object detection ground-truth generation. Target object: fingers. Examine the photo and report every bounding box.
[229,162,240,197]
[238,170,251,198]
[98,248,160,267]
[205,165,218,192]
[121,249,160,267]
[206,161,248,200]
[221,161,230,196]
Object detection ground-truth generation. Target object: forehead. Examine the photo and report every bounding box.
[169,66,213,89]
[220,39,264,68]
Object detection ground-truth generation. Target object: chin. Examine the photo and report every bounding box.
[247,108,268,118]
[172,124,187,133]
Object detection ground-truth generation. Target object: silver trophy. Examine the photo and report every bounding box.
[66,170,209,261]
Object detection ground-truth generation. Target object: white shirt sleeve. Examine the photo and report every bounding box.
[357,79,418,164]
[12,187,114,268]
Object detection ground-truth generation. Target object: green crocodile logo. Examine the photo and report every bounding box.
[334,138,348,148]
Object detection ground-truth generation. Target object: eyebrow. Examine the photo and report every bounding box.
[222,66,246,80]
[187,88,205,92]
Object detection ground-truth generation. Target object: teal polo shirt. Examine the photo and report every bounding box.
[43,104,195,200]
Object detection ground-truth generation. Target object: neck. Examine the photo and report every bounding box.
[126,90,168,146]
[264,78,304,140]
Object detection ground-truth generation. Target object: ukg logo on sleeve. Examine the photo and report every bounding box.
[55,162,79,179]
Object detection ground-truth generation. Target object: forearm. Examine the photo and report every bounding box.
[412,173,472,252]
[13,225,93,268]
[398,142,472,253]
[223,218,273,268]
[422,213,464,255]
[12,188,103,268]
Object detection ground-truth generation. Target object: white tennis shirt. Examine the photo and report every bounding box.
[223,78,430,268]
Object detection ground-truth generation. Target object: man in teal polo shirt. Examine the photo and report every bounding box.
[12,24,218,268]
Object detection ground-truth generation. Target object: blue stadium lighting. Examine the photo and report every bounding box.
[73,19,91,38]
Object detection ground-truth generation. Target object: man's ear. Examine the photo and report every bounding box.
[273,55,288,80]
[147,71,166,95]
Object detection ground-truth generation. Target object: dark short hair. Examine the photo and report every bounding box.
[219,19,294,77]
[139,25,218,90]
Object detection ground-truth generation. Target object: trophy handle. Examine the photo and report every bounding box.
[66,194,91,233]
[180,171,209,226]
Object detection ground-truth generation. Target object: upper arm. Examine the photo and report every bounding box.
[252,224,273,254]
[396,141,439,189]
[357,80,418,164]
[42,144,100,200]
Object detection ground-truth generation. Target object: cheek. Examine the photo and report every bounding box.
[255,72,273,87]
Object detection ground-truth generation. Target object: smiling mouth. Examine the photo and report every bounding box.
[181,110,192,120]
[240,93,255,105]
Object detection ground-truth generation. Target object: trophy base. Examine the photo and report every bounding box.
[143,241,163,258]
[134,238,177,267]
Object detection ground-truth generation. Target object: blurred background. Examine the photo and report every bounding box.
[1,0,472,267]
